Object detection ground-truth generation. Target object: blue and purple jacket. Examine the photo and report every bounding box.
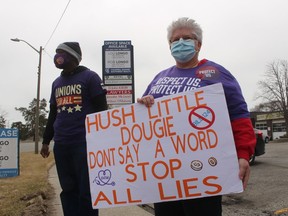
[142,59,256,160]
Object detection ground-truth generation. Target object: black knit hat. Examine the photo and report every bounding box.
[56,42,82,63]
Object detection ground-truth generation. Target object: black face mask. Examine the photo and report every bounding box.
[54,52,71,69]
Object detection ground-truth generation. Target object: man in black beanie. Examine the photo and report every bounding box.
[40,42,107,216]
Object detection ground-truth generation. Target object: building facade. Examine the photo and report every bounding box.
[250,112,286,140]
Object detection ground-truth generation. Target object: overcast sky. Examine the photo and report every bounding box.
[1,0,288,125]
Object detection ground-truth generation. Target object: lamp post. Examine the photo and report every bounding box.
[11,38,42,154]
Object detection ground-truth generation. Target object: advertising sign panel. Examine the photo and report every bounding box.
[104,75,133,85]
[0,128,19,178]
[102,40,135,105]
[105,85,133,104]
[103,41,133,75]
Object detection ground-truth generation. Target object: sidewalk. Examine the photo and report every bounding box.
[48,165,154,216]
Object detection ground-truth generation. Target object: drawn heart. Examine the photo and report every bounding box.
[98,169,111,184]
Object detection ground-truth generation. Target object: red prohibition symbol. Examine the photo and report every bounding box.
[188,105,215,130]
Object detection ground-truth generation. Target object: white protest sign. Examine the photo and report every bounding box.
[85,83,243,209]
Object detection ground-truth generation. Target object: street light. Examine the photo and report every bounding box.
[11,38,43,154]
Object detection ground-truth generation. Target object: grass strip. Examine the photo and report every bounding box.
[0,152,55,216]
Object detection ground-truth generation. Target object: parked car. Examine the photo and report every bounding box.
[259,129,271,143]
[264,135,270,143]
[249,128,266,165]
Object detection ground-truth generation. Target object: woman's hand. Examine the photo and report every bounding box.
[137,95,155,107]
[238,158,250,190]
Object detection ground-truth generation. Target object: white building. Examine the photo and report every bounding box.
[251,112,286,140]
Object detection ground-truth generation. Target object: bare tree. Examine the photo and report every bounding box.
[257,59,288,135]
[250,102,279,112]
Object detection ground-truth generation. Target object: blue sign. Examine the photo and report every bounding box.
[0,128,19,178]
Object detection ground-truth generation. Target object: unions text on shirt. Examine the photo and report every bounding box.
[55,84,81,98]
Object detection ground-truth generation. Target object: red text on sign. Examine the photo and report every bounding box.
[147,91,206,119]
[120,116,176,145]
[93,188,142,207]
[86,105,136,133]
[158,175,222,201]
[125,159,182,182]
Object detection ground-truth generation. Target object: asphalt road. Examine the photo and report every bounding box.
[222,141,288,216]
[20,140,288,216]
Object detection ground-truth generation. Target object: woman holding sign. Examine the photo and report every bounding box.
[137,17,256,216]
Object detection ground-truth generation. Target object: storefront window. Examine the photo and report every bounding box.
[273,123,286,132]
[256,123,267,130]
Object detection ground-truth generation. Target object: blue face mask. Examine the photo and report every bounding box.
[170,38,196,63]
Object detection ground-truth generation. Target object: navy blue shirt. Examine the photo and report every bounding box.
[49,66,106,144]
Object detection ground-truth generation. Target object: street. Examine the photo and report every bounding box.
[20,140,288,216]
[222,141,288,216]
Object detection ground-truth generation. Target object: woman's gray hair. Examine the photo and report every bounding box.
[167,17,203,43]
